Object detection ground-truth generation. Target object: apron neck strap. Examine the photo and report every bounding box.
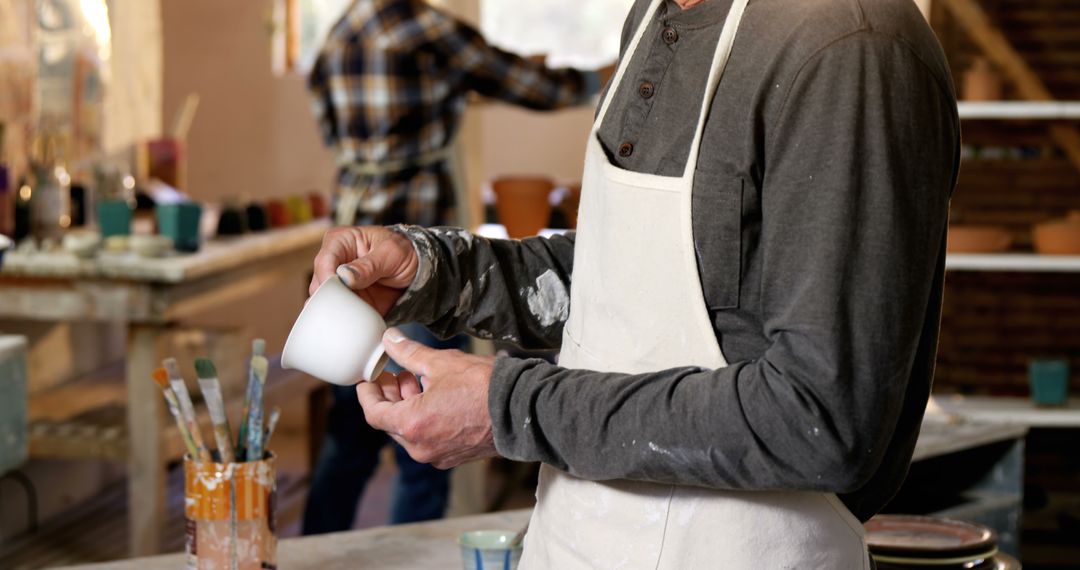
[593,0,751,180]
[683,0,749,178]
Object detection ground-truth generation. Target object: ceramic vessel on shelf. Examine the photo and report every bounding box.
[1033,216,1080,255]
[961,57,1003,102]
[62,230,102,258]
[267,199,291,227]
[492,176,554,239]
[130,234,173,258]
[946,225,1012,254]
[308,192,330,219]
[246,203,269,232]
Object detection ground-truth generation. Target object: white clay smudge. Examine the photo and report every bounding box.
[524,270,569,327]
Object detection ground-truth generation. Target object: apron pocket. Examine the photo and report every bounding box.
[691,170,742,309]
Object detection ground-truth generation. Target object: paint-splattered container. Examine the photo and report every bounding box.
[184,454,277,570]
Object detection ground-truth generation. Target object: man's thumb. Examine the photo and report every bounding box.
[382,327,434,378]
[335,256,380,291]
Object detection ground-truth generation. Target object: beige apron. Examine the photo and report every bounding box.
[520,0,870,567]
[335,136,468,227]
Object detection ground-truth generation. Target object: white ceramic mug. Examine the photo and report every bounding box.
[281,276,389,385]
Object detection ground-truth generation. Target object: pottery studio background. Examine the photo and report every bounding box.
[0,0,1079,568]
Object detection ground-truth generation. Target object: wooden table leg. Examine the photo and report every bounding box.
[126,324,165,556]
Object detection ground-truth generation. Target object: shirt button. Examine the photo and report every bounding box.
[662,26,679,44]
[638,81,655,99]
[618,143,634,158]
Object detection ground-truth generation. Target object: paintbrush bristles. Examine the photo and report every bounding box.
[152,368,170,389]
[252,338,265,357]
[194,357,217,379]
[252,357,268,383]
[163,357,182,381]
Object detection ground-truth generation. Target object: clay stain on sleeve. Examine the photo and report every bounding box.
[455,281,473,317]
[524,270,569,327]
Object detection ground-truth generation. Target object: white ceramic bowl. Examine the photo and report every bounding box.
[281,276,389,385]
[130,234,173,258]
[62,230,102,258]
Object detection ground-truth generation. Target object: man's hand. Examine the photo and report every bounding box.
[310,226,418,315]
[357,328,498,469]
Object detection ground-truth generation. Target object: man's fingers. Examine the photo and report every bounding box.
[382,328,437,378]
[356,379,401,432]
[371,371,404,403]
[398,371,423,399]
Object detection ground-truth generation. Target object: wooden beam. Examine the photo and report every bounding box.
[941,0,1080,174]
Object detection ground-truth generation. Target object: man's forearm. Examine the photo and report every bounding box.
[386,226,575,349]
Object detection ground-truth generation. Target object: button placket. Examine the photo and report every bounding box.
[606,11,681,165]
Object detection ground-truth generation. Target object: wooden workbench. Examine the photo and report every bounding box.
[0,220,331,557]
[59,508,533,570]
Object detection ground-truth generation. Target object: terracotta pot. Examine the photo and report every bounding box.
[962,57,1003,102]
[1033,219,1080,255]
[492,177,554,238]
[947,225,1012,254]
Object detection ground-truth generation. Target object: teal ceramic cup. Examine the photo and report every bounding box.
[1029,359,1070,407]
[97,199,133,238]
[459,530,522,570]
[156,202,203,252]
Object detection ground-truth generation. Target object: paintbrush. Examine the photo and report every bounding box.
[195,358,235,464]
[236,339,266,457]
[262,406,282,456]
[164,358,212,462]
[244,340,269,462]
[152,367,199,459]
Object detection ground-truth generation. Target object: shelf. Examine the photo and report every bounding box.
[932,395,1080,428]
[958,101,1080,120]
[945,253,1080,273]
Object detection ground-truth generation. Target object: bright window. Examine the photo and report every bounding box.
[480,0,633,68]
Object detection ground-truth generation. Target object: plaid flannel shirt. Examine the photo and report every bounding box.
[309,0,600,227]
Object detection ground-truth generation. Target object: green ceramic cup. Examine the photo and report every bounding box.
[156,202,203,253]
[1029,359,1070,407]
[97,199,133,238]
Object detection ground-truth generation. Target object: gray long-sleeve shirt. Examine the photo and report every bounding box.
[385,0,960,522]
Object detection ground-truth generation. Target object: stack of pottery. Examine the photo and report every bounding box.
[492,176,554,238]
[946,225,1013,254]
[865,515,1020,570]
[1033,210,1080,255]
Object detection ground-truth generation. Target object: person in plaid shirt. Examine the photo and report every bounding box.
[302,0,608,535]
[308,0,606,227]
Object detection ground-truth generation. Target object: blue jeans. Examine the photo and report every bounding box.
[301,323,466,534]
